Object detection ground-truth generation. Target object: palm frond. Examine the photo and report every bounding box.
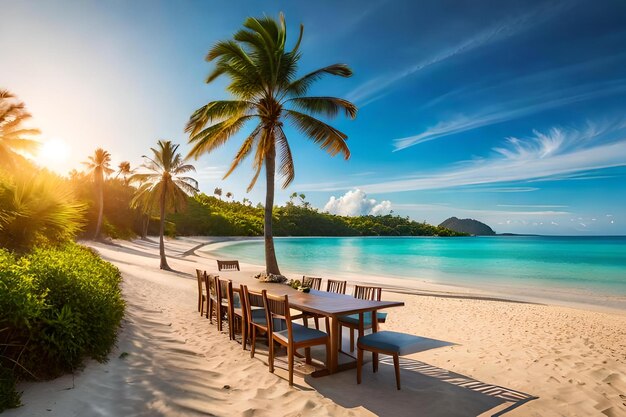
[187,115,253,160]
[224,124,261,179]
[286,97,357,119]
[185,100,253,136]
[285,110,350,159]
[276,126,295,188]
[285,64,353,97]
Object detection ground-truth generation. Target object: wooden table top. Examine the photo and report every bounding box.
[216,270,405,317]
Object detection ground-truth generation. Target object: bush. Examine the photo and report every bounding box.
[0,243,124,411]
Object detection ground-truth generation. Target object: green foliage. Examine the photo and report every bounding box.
[168,194,465,237]
[0,366,21,410]
[0,170,86,252]
[0,244,124,410]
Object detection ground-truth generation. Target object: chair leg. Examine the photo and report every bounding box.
[393,354,401,390]
[250,327,256,358]
[373,352,379,373]
[325,340,331,371]
[208,300,213,323]
[305,347,312,364]
[303,316,309,328]
[242,319,247,350]
[268,336,275,373]
[357,347,363,384]
[349,328,354,352]
[217,307,223,332]
[287,345,294,386]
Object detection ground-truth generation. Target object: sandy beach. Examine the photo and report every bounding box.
[6,237,626,417]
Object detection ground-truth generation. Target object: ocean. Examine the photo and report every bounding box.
[204,236,626,307]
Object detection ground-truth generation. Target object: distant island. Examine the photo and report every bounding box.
[439,217,496,236]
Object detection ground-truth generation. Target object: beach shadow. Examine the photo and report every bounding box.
[306,353,537,417]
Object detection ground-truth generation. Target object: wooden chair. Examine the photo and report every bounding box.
[357,331,429,390]
[226,283,247,348]
[241,286,269,358]
[217,260,240,271]
[195,269,207,316]
[339,285,387,352]
[300,276,323,329]
[326,279,347,294]
[216,277,231,334]
[204,273,219,324]
[263,292,330,386]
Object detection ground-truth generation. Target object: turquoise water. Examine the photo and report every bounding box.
[207,236,626,296]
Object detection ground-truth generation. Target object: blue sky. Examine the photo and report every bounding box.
[2,0,625,234]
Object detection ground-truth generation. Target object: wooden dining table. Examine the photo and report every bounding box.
[218,271,405,375]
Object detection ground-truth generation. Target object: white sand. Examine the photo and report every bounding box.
[6,237,626,417]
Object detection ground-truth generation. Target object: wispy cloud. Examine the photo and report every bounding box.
[394,203,569,216]
[300,120,626,193]
[346,1,567,105]
[393,79,626,150]
[194,165,225,181]
[497,204,568,208]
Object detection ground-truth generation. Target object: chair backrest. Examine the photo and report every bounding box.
[353,285,382,301]
[205,273,219,300]
[217,278,230,302]
[262,292,292,338]
[302,276,322,290]
[217,260,240,271]
[196,269,205,295]
[326,279,347,294]
[242,285,267,328]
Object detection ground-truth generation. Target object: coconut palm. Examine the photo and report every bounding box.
[0,90,40,168]
[83,148,114,240]
[115,161,134,185]
[214,187,222,199]
[186,14,356,275]
[130,140,198,270]
[226,191,233,200]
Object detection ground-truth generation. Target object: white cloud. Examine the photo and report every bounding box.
[393,80,626,151]
[302,121,626,193]
[323,189,392,216]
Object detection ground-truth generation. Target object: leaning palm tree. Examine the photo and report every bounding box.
[0,90,40,168]
[130,140,198,270]
[83,148,114,240]
[115,161,134,185]
[186,14,357,275]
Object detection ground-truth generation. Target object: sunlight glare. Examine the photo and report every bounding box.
[38,138,71,167]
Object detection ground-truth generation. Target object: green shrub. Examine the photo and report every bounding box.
[0,243,124,411]
[0,366,21,410]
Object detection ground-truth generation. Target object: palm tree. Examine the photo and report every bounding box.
[83,148,114,240]
[214,187,222,199]
[226,191,233,200]
[115,161,133,185]
[130,140,198,270]
[0,90,40,168]
[186,14,357,275]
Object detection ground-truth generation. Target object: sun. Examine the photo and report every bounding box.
[37,138,71,168]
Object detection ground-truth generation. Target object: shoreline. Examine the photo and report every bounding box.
[183,235,626,315]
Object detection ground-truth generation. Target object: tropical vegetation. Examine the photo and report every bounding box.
[0,89,40,169]
[82,148,114,240]
[186,14,357,275]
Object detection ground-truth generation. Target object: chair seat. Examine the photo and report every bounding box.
[338,312,388,326]
[274,323,327,344]
[250,309,286,330]
[358,331,430,356]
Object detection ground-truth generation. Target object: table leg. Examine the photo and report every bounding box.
[328,316,340,373]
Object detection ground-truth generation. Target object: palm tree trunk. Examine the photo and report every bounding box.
[264,148,281,275]
[94,177,104,240]
[141,213,149,240]
[159,187,171,270]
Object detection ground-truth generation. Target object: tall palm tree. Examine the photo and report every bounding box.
[0,90,40,168]
[226,191,233,200]
[115,161,134,185]
[130,140,198,270]
[214,187,222,199]
[186,14,357,275]
[83,148,114,240]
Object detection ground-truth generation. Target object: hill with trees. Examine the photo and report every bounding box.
[439,217,495,236]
